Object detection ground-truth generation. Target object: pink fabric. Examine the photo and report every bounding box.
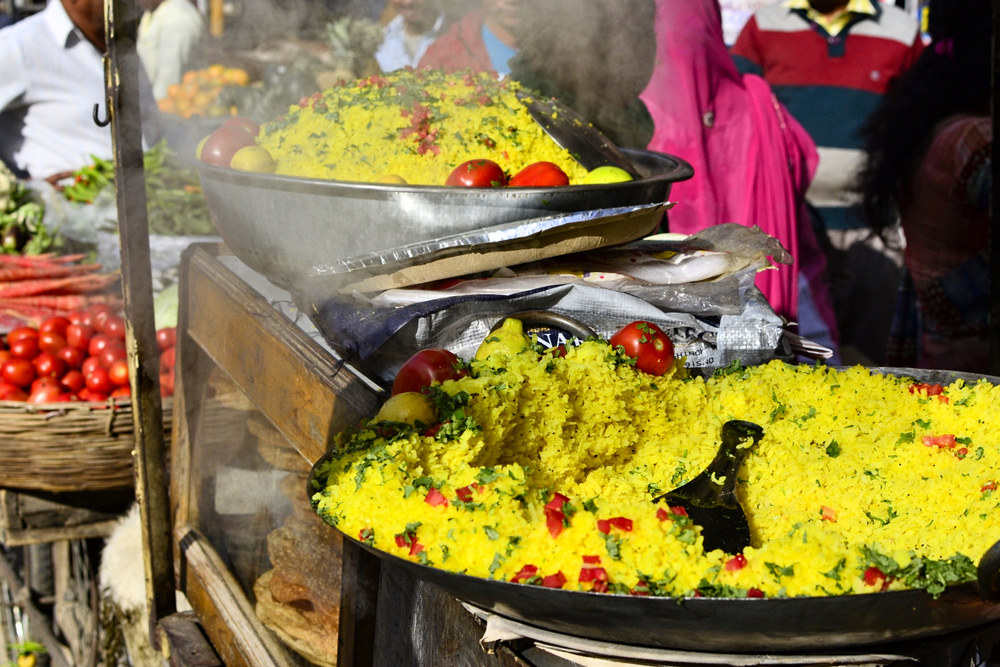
[639,0,819,322]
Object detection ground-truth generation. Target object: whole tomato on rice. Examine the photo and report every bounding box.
[608,321,675,376]
[392,348,469,396]
[508,162,570,187]
[445,159,506,187]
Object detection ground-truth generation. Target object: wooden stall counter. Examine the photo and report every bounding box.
[171,244,533,667]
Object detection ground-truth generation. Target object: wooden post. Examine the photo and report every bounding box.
[103,0,177,646]
[209,0,224,37]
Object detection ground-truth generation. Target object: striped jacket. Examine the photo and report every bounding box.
[733,2,923,229]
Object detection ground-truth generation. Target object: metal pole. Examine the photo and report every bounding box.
[991,0,1000,376]
[103,0,177,647]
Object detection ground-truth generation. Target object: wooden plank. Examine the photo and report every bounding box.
[0,548,72,667]
[185,247,379,465]
[338,541,381,667]
[158,612,222,667]
[3,521,119,547]
[177,526,296,667]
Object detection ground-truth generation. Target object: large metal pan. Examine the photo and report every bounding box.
[198,148,692,287]
[308,367,1000,653]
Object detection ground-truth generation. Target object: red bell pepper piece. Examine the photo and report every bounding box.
[511,564,539,584]
[424,487,448,507]
[545,508,565,538]
[541,572,567,588]
[582,555,601,564]
[597,519,611,534]
[609,517,633,531]
[747,588,765,598]
[923,434,957,448]
[544,492,569,512]
[656,507,669,521]
[725,554,747,572]
[671,506,688,517]
[909,383,944,396]
[456,486,474,503]
[982,482,997,492]
[578,567,609,583]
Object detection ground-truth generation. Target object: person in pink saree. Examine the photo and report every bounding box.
[640,0,839,359]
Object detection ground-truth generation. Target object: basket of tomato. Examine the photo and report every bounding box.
[0,305,176,492]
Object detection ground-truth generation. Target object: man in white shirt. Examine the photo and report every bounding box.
[0,0,159,180]
[137,0,204,100]
[375,0,444,72]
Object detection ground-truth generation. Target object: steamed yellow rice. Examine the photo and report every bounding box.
[256,69,589,185]
[314,342,999,598]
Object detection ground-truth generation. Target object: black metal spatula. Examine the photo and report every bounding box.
[654,420,764,554]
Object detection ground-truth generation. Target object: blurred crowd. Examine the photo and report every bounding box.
[0,0,991,373]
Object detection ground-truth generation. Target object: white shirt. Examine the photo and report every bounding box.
[0,0,159,179]
[375,13,444,72]
[137,0,204,100]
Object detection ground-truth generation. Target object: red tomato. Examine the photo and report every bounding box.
[110,385,131,398]
[78,389,108,403]
[156,327,177,351]
[0,351,11,366]
[103,316,127,340]
[92,309,113,332]
[28,385,63,404]
[160,369,175,397]
[508,162,570,187]
[2,359,35,387]
[160,346,176,372]
[39,317,70,337]
[7,327,38,344]
[445,159,506,187]
[0,381,27,401]
[78,311,96,328]
[66,324,95,351]
[99,345,126,369]
[38,331,67,354]
[391,348,468,395]
[60,370,85,393]
[200,126,257,167]
[9,337,39,360]
[81,357,102,376]
[608,321,675,376]
[108,360,130,387]
[89,334,123,357]
[86,367,113,394]
[57,346,84,369]
[31,377,60,393]
[222,116,260,137]
[32,352,65,379]
[68,312,84,326]
[88,303,114,318]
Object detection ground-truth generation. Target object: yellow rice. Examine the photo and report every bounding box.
[256,69,589,185]
[314,342,999,598]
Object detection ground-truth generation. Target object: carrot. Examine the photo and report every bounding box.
[0,273,119,298]
[48,254,88,264]
[0,294,122,311]
[0,264,102,283]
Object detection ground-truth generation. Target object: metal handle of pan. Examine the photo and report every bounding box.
[979,537,1000,603]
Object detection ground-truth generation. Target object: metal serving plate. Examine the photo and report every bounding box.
[308,367,1000,652]
[198,149,692,288]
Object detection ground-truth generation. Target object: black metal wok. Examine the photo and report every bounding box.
[308,367,1000,653]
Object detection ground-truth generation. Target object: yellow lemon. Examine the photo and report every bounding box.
[373,392,437,427]
[475,318,530,361]
[376,174,407,184]
[582,166,633,185]
[230,146,276,173]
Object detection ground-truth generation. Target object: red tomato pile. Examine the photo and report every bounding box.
[445,160,570,188]
[0,305,178,404]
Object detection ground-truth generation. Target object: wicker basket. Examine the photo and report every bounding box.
[0,398,173,492]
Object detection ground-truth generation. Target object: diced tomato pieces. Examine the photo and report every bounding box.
[597,519,611,534]
[358,528,371,541]
[820,505,838,522]
[982,482,998,492]
[747,588,765,598]
[544,492,569,512]
[541,572,567,588]
[656,507,669,521]
[424,423,443,438]
[693,591,704,598]
[424,487,448,507]
[456,486,474,503]
[582,555,601,564]
[909,383,944,396]
[409,541,424,556]
[938,395,950,405]
[592,581,609,593]
[863,567,885,586]
[512,564,539,583]
[922,434,957,448]
[670,506,689,517]
[545,508,565,538]
[395,535,407,548]
[609,517,633,531]
[725,554,747,572]
[955,447,968,459]
[578,567,609,583]
[471,482,485,493]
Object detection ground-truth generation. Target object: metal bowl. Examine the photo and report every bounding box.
[198,149,693,287]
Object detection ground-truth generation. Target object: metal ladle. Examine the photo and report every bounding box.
[654,420,764,554]
[516,90,641,178]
